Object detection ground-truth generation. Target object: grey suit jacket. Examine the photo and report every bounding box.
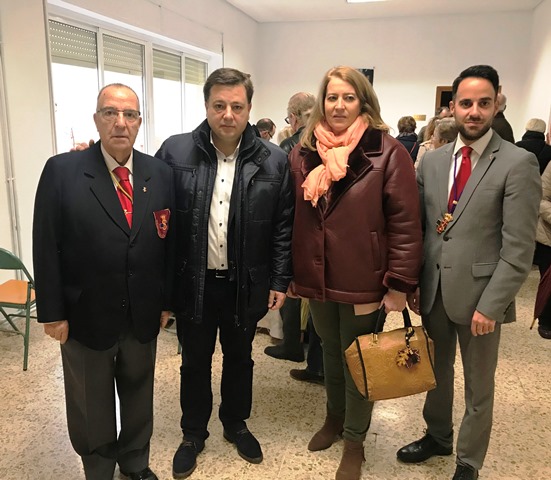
[418,132,541,324]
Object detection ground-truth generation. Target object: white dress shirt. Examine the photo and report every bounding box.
[207,135,240,270]
[447,128,493,195]
[101,143,134,189]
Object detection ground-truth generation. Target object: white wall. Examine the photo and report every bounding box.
[0,0,55,269]
[522,0,551,131]
[253,11,534,139]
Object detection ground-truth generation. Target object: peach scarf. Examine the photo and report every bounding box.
[302,116,368,207]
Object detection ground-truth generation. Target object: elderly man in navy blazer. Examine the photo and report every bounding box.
[33,84,174,480]
[397,66,541,480]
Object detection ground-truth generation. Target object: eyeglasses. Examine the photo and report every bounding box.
[284,116,290,124]
[97,107,141,123]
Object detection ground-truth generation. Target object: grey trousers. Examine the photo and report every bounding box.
[422,289,501,470]
[60,331,157,480]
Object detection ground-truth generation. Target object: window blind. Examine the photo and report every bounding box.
[103,35,143,76]
[185,57,207,85]
[153,49,181,82]
[49,20,97,68]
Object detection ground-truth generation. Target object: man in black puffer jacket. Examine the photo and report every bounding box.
[155,68,293,479]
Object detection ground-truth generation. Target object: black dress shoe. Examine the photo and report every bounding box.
[452,464,479,480]
[173,438,205,479]
[120,467,158,480]
[223,427,263,464]
[538,325,551,339]
[290,368,324,385]
[264,345,304,362]
[397,434,453,463]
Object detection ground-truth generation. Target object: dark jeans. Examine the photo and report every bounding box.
[278,297,303,356]
[179,276,256,442]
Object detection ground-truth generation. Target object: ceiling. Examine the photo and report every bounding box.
[224,0,543,23]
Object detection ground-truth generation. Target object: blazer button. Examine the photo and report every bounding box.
[436,264,440,270]
[121,299,127,308]
[128,271,134,277]
[443,236,450,242]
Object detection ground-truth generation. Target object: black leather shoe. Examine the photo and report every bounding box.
[223,427,263,464]
[120,467,158,480]
[290,368,324,385]
[264,345,304,362]
[538,325,551,339]
[172,438,205,479]
[452,464,479,480]
[397,434,453,463]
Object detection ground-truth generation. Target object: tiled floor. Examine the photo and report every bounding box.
[0,270,549,480]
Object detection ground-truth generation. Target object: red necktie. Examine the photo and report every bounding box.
[448,146,472,212]
[113,166,133,227]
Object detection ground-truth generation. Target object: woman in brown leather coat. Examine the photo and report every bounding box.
[288,66,423,480]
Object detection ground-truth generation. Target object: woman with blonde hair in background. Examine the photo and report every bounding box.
[288,66,422,480]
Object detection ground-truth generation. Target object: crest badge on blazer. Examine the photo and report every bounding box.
[153,209,171,238]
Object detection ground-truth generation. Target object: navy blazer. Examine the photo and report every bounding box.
[33,142,175,350]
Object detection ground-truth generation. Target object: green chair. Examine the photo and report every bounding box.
[0,247,36,370]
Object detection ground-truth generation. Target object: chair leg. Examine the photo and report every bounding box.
[23,307,30,371]
[0,306,20,332]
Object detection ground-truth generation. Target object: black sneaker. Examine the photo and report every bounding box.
[223,427,263,464]
[172,438,204,479]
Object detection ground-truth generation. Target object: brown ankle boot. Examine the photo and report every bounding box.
[308,413,344,451]
[335,439,365,480]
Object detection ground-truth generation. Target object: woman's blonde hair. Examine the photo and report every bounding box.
[301,66,389,150]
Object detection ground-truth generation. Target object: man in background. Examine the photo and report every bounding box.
[254,117,276,140]
[264,91,324,387]
[397,65,540,480]
[33,83,174,480]
[492,92,515,142]
[279,92,315,153]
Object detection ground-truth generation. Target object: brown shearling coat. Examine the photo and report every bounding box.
[289,127,423,304]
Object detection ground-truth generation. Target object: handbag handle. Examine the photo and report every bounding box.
[374,307,413,333]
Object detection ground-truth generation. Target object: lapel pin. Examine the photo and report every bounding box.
[143,187,147,193]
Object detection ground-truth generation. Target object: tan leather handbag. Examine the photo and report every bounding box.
[345,308,436,401]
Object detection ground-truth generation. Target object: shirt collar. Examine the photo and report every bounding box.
[453,128,494,158]
[101,143,134,174]
[210,132,241,162]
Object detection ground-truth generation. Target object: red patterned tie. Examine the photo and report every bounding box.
[113,166,133,227]
[448,146,472,212]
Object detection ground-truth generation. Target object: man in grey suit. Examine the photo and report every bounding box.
[396,65,541,480]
